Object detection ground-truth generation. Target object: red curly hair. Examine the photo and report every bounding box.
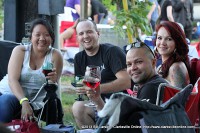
[155,21,191,78]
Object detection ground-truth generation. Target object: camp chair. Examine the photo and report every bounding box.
[156,78,200,129]
[96,84,195,133]
[60,21,78,48]
[0,40,20,80]
[190,58,200,85]
[60,21,79,75]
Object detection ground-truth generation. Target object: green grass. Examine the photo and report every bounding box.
[61,75,73,85]
[60,75,78,129]
[62,92,77,125]
[60,74,92,129]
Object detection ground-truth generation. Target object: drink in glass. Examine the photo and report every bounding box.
[84,65,101,107]
[71,75,84,101]
[42,62,53,84]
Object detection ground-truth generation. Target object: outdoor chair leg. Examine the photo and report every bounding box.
[45,98,49,126]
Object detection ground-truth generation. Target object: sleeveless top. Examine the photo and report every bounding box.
[0,44,54,110]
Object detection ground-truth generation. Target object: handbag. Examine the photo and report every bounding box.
[6,119,40,133]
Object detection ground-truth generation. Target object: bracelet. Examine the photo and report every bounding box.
[20,97,29,105]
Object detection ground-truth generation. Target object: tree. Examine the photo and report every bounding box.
[103,0,152,43]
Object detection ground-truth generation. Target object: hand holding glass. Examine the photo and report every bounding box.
[71,75,84,101]
[84,65,101,107]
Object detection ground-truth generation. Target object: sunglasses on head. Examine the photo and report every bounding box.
[126,42,155,58]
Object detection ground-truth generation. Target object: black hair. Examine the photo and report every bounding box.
[29,18,55,46]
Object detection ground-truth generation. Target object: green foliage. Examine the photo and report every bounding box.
[106,0,153,40]
[102,0,117,12]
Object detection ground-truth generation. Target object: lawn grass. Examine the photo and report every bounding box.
[60,75,78,129]
[62,92,77,126]
[61,75,73,85]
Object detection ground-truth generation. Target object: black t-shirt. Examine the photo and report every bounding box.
[137,75,168,104]
[74,43,126,99]
[160,0,172,21]
[91,0,108,20]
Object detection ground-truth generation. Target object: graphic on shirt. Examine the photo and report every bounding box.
[20,71,45,85]
[141,99,150,102]
[100,64,105,71]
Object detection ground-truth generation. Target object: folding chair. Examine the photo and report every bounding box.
[0,40,20,80]
[60,21,78,48]
[190,58,200,85]
[156,78,200,128]
[96,84,195,133]
[60,21,74,33]
[60,21,79,75]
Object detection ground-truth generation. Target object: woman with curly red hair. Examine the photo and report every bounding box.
[155,21,191,88]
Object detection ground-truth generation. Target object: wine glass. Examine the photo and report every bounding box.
[42,62,53,84]
[132,84,140,98]
[84,65,101,107]
[71,75,84,101]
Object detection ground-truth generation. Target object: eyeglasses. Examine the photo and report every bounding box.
[126,42,155,58]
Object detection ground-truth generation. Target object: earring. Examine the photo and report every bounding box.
[173,49,176,53]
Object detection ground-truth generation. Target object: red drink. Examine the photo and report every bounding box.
[84,81,100,90]
[42,69,52,76]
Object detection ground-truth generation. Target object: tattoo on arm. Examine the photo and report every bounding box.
[170,66,187,88]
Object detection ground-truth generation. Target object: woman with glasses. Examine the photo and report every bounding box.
[155,21,191,88]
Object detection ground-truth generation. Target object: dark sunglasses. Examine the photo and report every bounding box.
[126,42,155,58]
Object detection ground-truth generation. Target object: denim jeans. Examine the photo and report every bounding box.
[0,93,21,123]
[150,20,156,32]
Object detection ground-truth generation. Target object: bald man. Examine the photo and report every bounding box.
[86,42,168,111]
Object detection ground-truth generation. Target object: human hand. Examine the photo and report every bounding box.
[46,68,57,83]
[75,87,86,95]
[21,101,34,121]
[85,85,101,104]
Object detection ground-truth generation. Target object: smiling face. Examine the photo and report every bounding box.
[31,24,52,52]
[126,47,156,85]
[156,27,176,61]
[76,20,99,52]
